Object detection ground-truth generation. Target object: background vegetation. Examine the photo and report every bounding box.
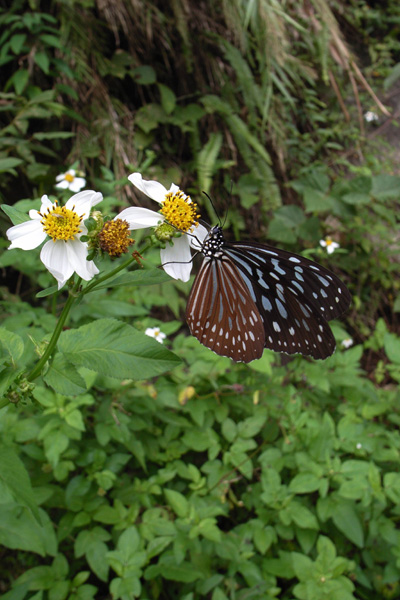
[1,0,400,599]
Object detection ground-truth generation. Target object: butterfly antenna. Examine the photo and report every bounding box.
[202,191,221,226]
[159,250,200,270]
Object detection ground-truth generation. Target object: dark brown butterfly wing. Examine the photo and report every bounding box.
[186,255,265,362]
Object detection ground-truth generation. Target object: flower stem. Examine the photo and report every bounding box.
[82,243,151,295]
[26,243,151,381]
[27,291,76,382]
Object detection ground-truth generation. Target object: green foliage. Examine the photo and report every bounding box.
[1,319,400,598]
[2,0,400,598]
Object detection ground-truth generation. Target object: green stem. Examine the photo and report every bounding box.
[27,291,76,382]
[82,243,151,295]
[0,397,11,409]
[26,243,151,381]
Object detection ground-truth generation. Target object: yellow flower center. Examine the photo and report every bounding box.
[99,219,134,257]
[325,238,333,246]
[160,191,200,233]
[40,203,83,242]
[65,173,75,182]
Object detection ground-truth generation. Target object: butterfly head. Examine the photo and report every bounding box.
[202,225,225,258]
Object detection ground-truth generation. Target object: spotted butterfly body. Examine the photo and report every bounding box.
[186,225,351,362]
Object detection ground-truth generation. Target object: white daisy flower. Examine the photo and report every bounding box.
[7,190,103,289]
[145,327,166,344]
[341,337,353,349]
[118,173,208,282]
[364,111,378,123]
[56,169,86,193]
[320,237,340,254]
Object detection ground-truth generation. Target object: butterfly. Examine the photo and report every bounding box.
[186,225,351,362]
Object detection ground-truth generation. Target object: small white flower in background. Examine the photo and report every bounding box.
[145,327,166,344]
[56,169,86,193]
[364,111,379,123]
[118,173,208,282]
[320,237,340,254]
[356,443,362,450]
[7,190,102,289]
[341,337,354,349]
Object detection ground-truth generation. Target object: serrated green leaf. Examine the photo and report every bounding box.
[10,33,26,54]
[133,65,156,85]
[43,431,69,467]
[117,525,141,555]
[146,536,173,560]
[289,473,321,494]
[0,506,49,556]
[287,502,319,530]
[0,328,24,362]
[237,411,267,438]
[253,525,275,554]
[12,68,29,94]
[158,83,176,114]
[384,332,400,364]
[58,318,180,380]
[0,158,24,174]
[145,558,202,583]
[43,354,87,396]
[371,174,400,199]
[303,188,335,212]
[94,268,171,290]
[34,51,50,74]
[331,502,364,547]
[1,203,29,225]
[164,489,189,518]
[0,445,40,522]
[341,192,369,205]
[86,540,109,582]
[36,285,59,298]
[190,517,221,543]
[39,34,62,48]
[0,367,22,397]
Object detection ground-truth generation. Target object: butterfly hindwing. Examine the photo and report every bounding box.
[186,255,265,362]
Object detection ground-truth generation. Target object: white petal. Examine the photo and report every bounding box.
[55,180,70,189]
[55,174,64,183]
[128,173,168,204]
[69,178,86,193]
[168,183,181,195]
[7,220,46,250]
[40,240,74,289]
[66,190,103,219]
[189,223,208,250]
[116,207,164,229]
[29,208,43,220]
[40,195,55,213]
[319,240,327,247]
[65,238,99,281]
[160,235,193,282]
[66,169,76,176]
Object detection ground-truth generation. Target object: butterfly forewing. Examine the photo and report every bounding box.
[228,242,351,321]
[186,256,265,362]
[225,242,350,359]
